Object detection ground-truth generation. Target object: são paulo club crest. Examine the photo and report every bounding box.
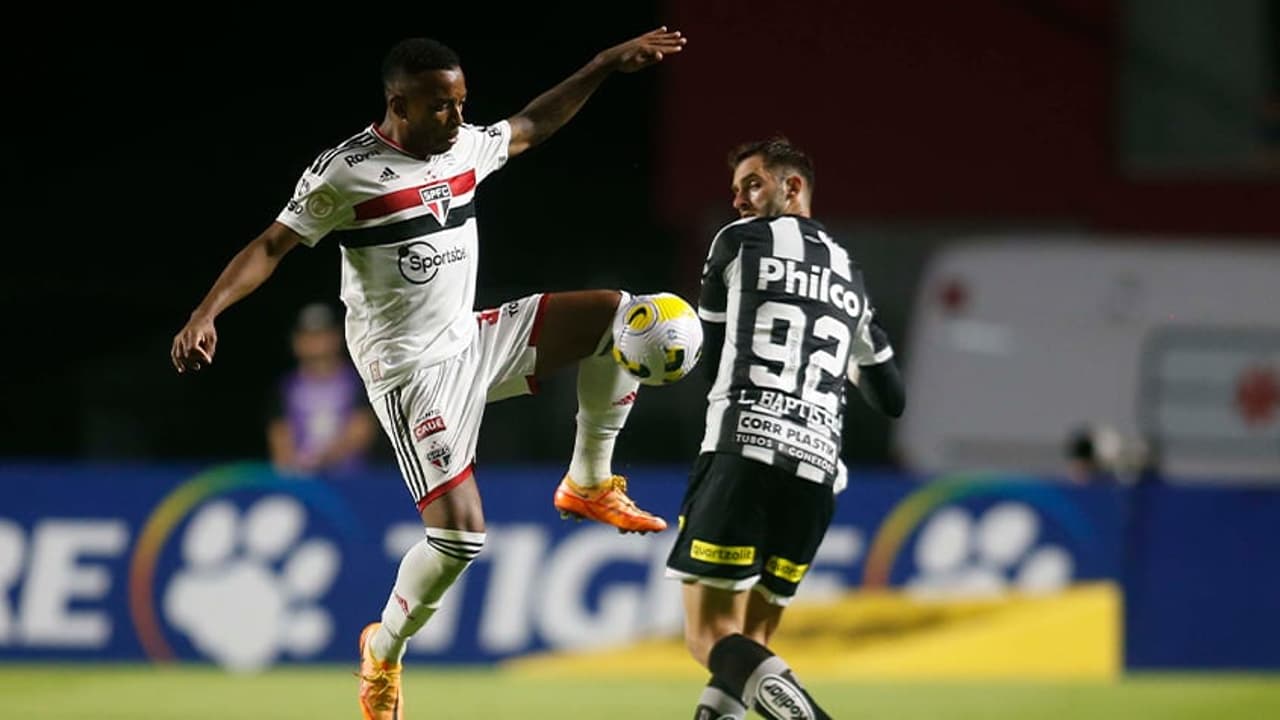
[419,182,453,225]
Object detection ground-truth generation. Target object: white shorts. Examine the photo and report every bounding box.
[371,294,548,511]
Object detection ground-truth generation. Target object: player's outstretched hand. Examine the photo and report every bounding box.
[600,26,686,73]
[171,316,217,373]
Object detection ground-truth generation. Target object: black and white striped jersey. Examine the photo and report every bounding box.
[698,215,894,493]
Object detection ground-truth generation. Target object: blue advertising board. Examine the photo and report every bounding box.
[0,462,1273,669]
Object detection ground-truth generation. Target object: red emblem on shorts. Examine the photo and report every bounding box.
[426,440,453,472]
[414,415,446,440]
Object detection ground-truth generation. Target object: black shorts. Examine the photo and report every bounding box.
[664,452,835,605]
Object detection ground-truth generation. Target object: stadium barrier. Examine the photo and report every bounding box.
[0,462,1275,674]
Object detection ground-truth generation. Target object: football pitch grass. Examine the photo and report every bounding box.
[1,665,1278,719]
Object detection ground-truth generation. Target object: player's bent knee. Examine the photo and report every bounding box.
[599,288,624,309]
[545,289,621,315]
[534,290,625,374]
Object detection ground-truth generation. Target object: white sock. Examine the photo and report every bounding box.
[369,529,485,663]
[569,292,640,488]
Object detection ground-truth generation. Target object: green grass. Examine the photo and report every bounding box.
[0,665,1277,719]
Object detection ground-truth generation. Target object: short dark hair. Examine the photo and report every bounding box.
[728,137,815,190]
[382,38,461,87]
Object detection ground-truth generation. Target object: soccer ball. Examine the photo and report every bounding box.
[611,293,704,386]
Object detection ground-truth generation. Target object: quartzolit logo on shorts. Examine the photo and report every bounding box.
[398,241,467,284]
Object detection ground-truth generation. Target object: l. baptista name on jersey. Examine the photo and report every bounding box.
[738,389,839,432]
[757,257,864,318]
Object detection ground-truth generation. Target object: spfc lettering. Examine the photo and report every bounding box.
[419,183,453,224]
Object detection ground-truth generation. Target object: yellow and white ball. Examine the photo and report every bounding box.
[611,293,704,386]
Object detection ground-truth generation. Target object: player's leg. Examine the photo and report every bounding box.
[481,290,665,533]
[539,290,669,532]
[359,487,484,720]
[665,453,771,720]
[682,583,751,720]
[528,289,620,376]
[703,631,831,720]
[742,588,785,647]
[535,291,634,483]
[359,360,488,719]
[686,590,822,720]
[668,454,835,719]
[693,593,831,720]
[710,466,839,720]
[367,470,486,665]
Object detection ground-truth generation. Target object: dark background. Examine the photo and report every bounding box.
[6,1,1280,471]
[4,5,693,469]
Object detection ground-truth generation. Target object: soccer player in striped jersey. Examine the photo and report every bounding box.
[170,28,685,720]
[666,138,905,720]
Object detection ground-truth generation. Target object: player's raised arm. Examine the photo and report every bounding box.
[170,222,303,373]
[505,26,686,158]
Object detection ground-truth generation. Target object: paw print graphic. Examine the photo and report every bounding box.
[907,501,1073,599]
[163,495,341,671]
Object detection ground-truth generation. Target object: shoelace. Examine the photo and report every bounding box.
[605,476,647,513]
[357,668,400,710]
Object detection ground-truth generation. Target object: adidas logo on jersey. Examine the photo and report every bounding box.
[378,167,399,183]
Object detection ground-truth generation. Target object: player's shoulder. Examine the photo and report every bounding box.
[450,121,508,154]
[804,217,863,274]
[304,126,382,181]
[460,121,508,140]
[711,216,773,248]
[795,215,832,237]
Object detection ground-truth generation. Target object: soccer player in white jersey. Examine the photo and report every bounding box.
[666,139,905,720]
[170,28,685,719]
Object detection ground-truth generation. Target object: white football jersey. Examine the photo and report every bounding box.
[276,121,511,398]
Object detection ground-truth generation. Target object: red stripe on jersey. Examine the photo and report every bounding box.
[353,169,478,220]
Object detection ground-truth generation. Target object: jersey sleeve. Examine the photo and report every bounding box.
[698,222,749,323]
[463,121,511,184]
[275,170,355,246]
[848,306,896,371]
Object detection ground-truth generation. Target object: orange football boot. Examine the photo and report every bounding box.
[357,622,403,720]
[554,475,668,534]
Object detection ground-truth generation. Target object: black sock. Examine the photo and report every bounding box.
[706,634,831,720]
[693,675,747,719]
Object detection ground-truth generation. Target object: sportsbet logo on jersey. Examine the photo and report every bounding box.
[398,241,467,284]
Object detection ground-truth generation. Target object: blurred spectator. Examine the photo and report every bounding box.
[1064,423,1158,486]
[267,302,376,477]
[1064,425,1119,485]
